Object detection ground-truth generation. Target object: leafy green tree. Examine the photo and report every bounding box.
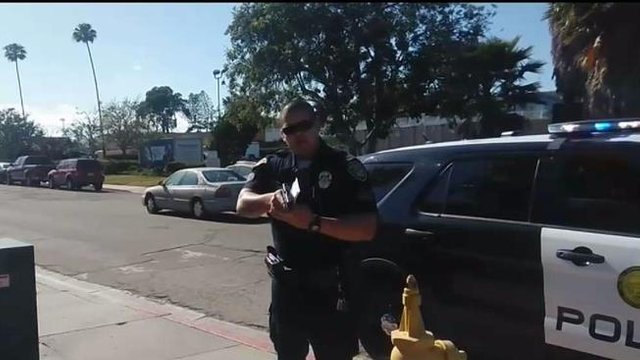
[0,108,44,161]
[546,3,640,118]
[103,98,148,155]
[210,93,272,165]
[137,86,188,133]
[431,37,543,138]
[225,3,493,154]
[3,43,27,118]
[63,111,101,156]
[185,91,216,132]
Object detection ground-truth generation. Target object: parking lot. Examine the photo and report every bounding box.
[0,184,274,330]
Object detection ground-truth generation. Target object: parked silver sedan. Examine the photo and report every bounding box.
[142,167,246,219]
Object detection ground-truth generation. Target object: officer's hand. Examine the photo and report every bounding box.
[269,204,314,230]
[269,190,288,213]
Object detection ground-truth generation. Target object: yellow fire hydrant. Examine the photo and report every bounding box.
[390,275,467,360]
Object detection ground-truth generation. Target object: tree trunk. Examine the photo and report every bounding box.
[86,43,106,158]
[14,61,25,118]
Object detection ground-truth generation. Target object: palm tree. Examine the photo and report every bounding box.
[3,43,27,118]
[545,3,640,117]
[73,23,106,157]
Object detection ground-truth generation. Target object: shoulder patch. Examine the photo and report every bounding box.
[346,158,367,182]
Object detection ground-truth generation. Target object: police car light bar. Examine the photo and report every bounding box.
[548,119,640,134]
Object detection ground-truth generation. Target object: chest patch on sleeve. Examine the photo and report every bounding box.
[347,159,368,182]
[318,171,333,189]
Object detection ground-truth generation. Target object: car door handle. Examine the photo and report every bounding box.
[404,228,434,238]
[556,247,605,267]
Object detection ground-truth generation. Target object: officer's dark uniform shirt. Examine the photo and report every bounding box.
[243,140,377,270]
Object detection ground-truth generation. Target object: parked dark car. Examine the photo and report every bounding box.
[354,119,640,360]
[0,162,10,184]
[47,158,105,191]
[6,156,56,186]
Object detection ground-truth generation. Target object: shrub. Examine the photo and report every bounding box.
[164,162,188,174]
[102,160,138,175]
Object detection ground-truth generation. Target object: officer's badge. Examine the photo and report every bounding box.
[347,159,367,182]
[318,171,332,189]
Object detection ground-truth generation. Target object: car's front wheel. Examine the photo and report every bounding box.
[145,194,159,214]
[49,177,57,189]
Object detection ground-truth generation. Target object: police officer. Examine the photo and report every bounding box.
[236,99,378,360]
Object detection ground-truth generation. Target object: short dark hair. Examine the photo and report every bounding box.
[278,99,316,127]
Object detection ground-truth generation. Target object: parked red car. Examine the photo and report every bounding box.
[48,158,104,191]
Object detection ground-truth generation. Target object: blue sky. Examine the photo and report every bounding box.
[0,3,553,135]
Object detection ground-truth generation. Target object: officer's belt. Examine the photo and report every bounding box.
[281,265,340,289]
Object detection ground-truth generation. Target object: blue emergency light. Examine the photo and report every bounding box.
[548,119,640,135]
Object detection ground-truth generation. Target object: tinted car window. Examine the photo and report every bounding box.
[202,170,243,182]
[77,160,102,171]
[419,165,451,214]
[227,165,252,178]
[533,152,640,235]
[443,156,538,221]
[364,162,413,202]
[164,171,185,186]
[179,172,199,186]
[25,156,52,165]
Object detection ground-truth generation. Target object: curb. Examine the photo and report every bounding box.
[102,185,146,194]
[36,267,276,355]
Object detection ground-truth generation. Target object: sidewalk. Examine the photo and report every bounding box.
[37,266,276,360]
[103,184,146,194]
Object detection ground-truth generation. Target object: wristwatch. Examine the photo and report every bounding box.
[308,214,322,233]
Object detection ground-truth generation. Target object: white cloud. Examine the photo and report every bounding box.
[0,103,80,136]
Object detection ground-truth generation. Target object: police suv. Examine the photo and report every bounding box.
[355,119,640,360]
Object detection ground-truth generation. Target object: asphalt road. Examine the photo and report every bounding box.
[0,184,273,329]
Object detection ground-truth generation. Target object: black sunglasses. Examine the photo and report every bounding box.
[282,120,315,136]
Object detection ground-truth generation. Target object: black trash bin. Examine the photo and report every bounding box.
[0,238,39,360]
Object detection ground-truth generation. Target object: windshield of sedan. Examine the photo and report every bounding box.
[202,170,244,183]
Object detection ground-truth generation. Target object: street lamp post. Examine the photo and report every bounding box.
[212,69,225,121]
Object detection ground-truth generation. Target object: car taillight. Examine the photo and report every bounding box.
[214,187,232,198]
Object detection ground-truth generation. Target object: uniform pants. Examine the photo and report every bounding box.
[269,277,358,360]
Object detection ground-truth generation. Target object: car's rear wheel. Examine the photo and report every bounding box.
[191,198,207,219]
[49,177,57,189]
[26,174,36,187]
[66,177,75,191]
[6,174,11,185]
[93,183,103,192]
[145,194,159,214]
